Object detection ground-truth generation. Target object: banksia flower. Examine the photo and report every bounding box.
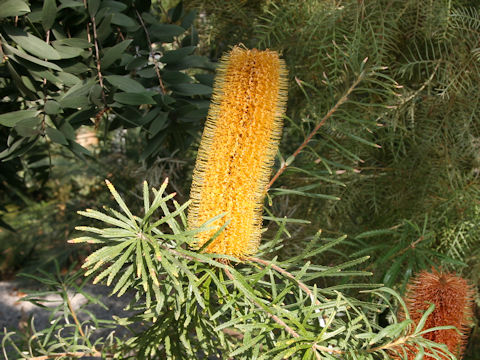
[397,269,474,359]
[188,46,288,258]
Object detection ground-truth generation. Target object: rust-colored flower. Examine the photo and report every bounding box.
[188,46,288,258]
[396,269,474,359]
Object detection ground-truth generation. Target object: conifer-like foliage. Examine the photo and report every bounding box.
[191,0,480,298]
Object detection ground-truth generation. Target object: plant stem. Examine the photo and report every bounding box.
[63,285,86,339]
[250,256,322,306]
[223,267,341,357]
[135,8,166,94]
[90,14,107,107]
[28,351,102,360]
[267,71,366,190]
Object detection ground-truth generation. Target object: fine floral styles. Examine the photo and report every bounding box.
[188,46,288,258]
[399,269,474,359]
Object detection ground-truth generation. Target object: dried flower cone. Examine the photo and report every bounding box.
[188,46,288,258]
[397,270,474,359]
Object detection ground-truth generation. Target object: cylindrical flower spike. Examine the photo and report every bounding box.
[397,269,474,359]
[188,46,288,258]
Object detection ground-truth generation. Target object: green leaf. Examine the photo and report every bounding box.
[0,0,30,18]
[97,14,113,41]
[14,118,41,136]
[114,92,156,105]
[46,127,68,145]
[345,132,381,148]
[5,26,61,60]
[3,43,62,71]
[162,71,192,84]
[160,46,196,64]
[368,320,411,345]
[83,240,133,270]
[100,244,134,285]
[52,44,83,59]
[171,1,182,22]
[58,0,85,10]
[355,228,396,239]
[102,0,128,12]
[87,0,100,16]
[60,121,75,140]
[148,112,168,136]
[0,110,38,127]
[78,209,133,230]
[111,264,134,295]
[171,83,212,96]
[137,66,156,78]
[44,100,62,115]
[54,38,92,48]
[195,73,214,87]
[105,75,145,92]
[42,0,58,30]
[166,55,215,71]
[6,62,36,98]
[181,10,196,29]
[101,39,133,69]
[111,13,137,28]
[414,303,435,334]
[271,188,341,201]
[150,24,185,42]
[105,180,136,223]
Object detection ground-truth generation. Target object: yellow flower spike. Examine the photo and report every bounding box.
[188,46,288,258]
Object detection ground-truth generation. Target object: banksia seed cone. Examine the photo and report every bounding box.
[188,46,288,258]
[397,269,474,359]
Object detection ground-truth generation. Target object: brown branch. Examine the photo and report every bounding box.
[267,71,366,190]
[63,285,85,338]
[41,30,51,133]
[223,268,342,356]
[135,8,166,94]
[249,256,321,306]
[28,350,102,360]
[90,15,107,106]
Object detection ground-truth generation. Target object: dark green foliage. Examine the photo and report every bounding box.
[0,0,213,231]
[191,0,480,284]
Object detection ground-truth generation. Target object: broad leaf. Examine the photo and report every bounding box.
[0,0,30,18]
[6,26,61,60]
[101,39,133,69]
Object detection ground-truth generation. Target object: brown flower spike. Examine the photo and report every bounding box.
[398,269,474,359]
[188,46,288,258]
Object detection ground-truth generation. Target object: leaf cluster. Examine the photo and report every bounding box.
[0,0,213,230]
[2,180,459,359]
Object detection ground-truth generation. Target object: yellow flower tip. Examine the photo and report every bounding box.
[188,46,288,259]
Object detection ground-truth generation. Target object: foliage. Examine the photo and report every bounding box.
[0,0,213,231]
[1,0,479,358]
[2,180,459,359]
[190,0,480,288]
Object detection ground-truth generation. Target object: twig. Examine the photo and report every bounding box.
[267,71,366,190]
[41,30,50,133]
[369,336,409,353]
[90,14,107,106]
[28,351,102,360]
[223,268,342,356]
[249,256,321,306]
[135,8,166,94]
[156,2,171,23]
[63,285,85,338]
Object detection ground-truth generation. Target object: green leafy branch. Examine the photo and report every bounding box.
[61,180,456,359]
